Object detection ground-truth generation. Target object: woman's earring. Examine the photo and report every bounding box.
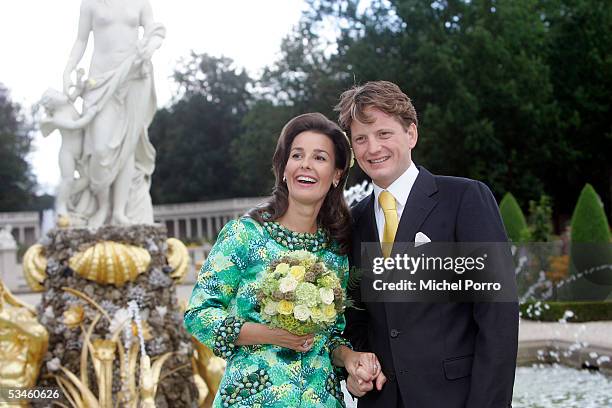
[282,175,286,183]
[333,180,339,188]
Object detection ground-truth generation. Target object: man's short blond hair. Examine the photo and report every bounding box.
[335,80,418,135]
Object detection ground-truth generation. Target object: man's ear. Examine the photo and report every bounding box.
[407,122,418,149]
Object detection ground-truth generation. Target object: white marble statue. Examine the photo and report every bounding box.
[39,87,97,223]
[53,0,165,228]
[0,225,17,250]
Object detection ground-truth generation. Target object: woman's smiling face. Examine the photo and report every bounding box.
[284,131,342,206]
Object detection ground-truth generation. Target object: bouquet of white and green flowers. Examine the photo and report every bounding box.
[257,250,346,335]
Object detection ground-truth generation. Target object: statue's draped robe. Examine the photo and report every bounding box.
[73,24,165,224]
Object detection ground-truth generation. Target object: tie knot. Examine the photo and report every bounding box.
[379,191,396,211]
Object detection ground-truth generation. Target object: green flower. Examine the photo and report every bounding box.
[275,263,290,276]
[295,282,319,307]
[259,276,280,295]
[318,274,339,289]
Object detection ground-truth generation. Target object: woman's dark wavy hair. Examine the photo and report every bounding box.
[248,112,352,254]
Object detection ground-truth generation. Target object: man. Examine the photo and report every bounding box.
[336,81,518,407]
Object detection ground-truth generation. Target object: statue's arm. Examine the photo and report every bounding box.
[63,0,93,94]
[139,0,164,59]
[41,105,97,131]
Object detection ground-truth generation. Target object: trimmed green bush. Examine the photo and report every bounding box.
[500,192,528,242]
[520,301,612,322]
[571,184,611,244]
[566,184,612,299]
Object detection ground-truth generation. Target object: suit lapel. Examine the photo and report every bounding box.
[359,193,380,243]
[393,166,438,252]
[357,193,383,264]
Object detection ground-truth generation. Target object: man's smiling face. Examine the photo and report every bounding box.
[350,107,417,188]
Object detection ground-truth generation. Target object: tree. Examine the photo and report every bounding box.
[526,195,554,243]
[0,84,36,211]
[230,101,295,196]
[544,0,612,218]
[149,54,253,203]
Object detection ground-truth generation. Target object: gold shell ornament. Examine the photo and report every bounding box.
[68,241,151,287]
[63,305,85,329]
[22,244,47,292]
[166,238,190,283]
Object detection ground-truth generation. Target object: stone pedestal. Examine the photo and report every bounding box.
[33,224,197,407]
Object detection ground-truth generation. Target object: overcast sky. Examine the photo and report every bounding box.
[0,0,306,193]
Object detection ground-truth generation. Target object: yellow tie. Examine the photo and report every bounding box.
[379,191,398,257]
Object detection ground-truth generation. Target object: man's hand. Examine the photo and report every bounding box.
[344,351,387,396]
[347,372,374,397]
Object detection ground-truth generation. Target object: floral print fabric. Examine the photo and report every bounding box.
[184,217,350,407]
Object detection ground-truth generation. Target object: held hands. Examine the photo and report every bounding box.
[345,351,387,397]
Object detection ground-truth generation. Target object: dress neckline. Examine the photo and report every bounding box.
[262,219,329,252]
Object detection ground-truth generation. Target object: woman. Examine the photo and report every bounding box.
[62,0,165,227]
[184,113,379,407]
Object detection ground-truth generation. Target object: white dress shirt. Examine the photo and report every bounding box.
[372,162,419,243]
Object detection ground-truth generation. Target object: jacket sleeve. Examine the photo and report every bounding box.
[456,181,519,408]
[183,219,249,359]
[342,244,371,352]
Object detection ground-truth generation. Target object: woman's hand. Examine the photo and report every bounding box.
[235,323,314,352]
[269,327,315,352]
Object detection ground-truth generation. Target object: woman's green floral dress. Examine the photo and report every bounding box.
[184,217,351,408]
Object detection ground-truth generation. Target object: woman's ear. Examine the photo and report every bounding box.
[333,169,343,187]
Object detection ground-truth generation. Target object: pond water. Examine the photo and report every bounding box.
[342,364,612,408]
[513,364,612,408]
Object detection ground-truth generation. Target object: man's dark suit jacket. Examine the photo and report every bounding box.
[344,166,519,408]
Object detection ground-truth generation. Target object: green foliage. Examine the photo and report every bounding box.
[520,301,612,322]
[566,184,612,299]
[0,84,36,211]
[499,193,528,242]
[268,0,610,216]
[145,0,611,212]
[544,0,612,220]
[571,184,611,244]
[149,54,253,203]
[526,195,554,242]
[230,101,295,196]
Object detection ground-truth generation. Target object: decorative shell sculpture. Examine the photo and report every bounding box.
[166,238,190,283]
[69,241,151,287]
[22,244,47,292]
[63,305,85,329]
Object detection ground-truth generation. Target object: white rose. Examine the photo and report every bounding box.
[293,305,311,321]
[279,276,298,293]
[319,287,335,305]
[263,301,279,316]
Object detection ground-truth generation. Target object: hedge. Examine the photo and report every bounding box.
[520,301,612,322]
